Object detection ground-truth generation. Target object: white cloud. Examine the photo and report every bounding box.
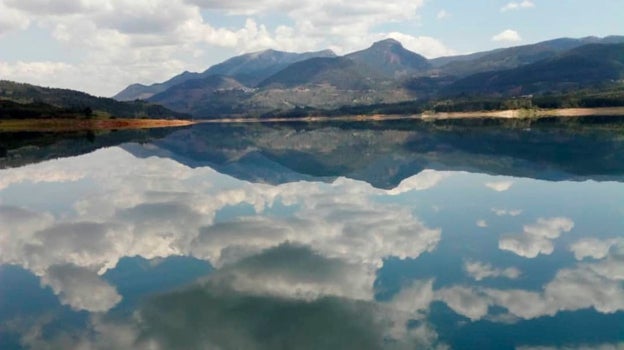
[464,261,520,281]
[499,217,574,258]
[0,152,90,190]
[437,286,491,320]
[384,32,456,58]
[15,244,448,350]
[501,0,535,12]
[0,0,455,95]
[492,29,522,43]
[0,61,74,87]
[0,146,442,311]
[476,220,488,228]
[438,246,624,321]
[4,0,89,15]
[570,238,619,260]
[436,10,450,20]
[0,1,30,36]
[386,169,451,194]
[41,264,122,312]
[585,243,624,280]
[485,180,513,192]
[390,279,435,314]
[206,244,376,301]
[491,208,523,216]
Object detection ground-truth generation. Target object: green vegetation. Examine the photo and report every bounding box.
[0,81,189,119]
[251,85,624,118]
[135,40,624,119]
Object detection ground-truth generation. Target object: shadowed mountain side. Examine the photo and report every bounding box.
[204,49,337,87]
[114,49,336,101]
[431,36,624,76]
[122,120,624,189]
[0,127,182,169]
[259,39,431,89]
[443,43,624,96]
[258,57,381,90]
[148,75,249,114]
[112,71,203,101]
[346,39,431,78]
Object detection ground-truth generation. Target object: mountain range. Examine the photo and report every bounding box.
[113,35,624,118]
[121,119,624,188]
[5,119,624,187]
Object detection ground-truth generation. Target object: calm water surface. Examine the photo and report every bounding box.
[1,120,623,349]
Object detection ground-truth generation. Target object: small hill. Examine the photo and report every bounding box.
[346,39,431,78]
[148,75,248,114]
[443,43,624,96]
[0,80,188,119]
[113,71,201,101]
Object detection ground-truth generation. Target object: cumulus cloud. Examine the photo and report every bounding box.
[492,29,522,43]
[499,217,574,258]
[585,243,624,280]
[389,279,435,316]
[0,1,30,36]
[41,264,122,312]
[570,238,619,260]
[385,169,451,194]
[485,180,514,192]
[439,245,624,321]
[0,154,88,190]
[476,219,488,228]
[437,286,491,320]
[383,32,456,58]
[486,266,624,319]
[4,0,89,15]
[501,0,535,12]
[0,0,454,95]
[0,146,442,312]
[438,253,624,321]
[491,208,523,216]
[436,10,450,20]
[130,246,445,350]
[17,245,447,350]
[205,244,376,301]
[464,261,521,281]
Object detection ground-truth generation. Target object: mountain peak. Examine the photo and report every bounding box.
[346,38,430,77]
[371,38,403,48]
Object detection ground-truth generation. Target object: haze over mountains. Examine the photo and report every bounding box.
[113,35,624,118]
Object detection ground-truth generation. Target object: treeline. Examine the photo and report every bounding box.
[430,89,624,112]
[260,87,624,118]
[0,81,189,119]
[0,99,93,119]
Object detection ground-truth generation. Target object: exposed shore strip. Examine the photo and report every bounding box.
[2,107,624,131]
[0,118,195,132]
[199,107,624,123]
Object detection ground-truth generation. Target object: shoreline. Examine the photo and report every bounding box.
[199,107,624,123]
[2,107,624,131]
[0,118,196,132]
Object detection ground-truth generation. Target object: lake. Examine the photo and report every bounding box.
[1,119,624,349]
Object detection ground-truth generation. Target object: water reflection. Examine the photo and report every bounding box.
[1,122,624,349]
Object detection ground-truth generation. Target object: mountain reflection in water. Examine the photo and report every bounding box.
[1,120,623,349]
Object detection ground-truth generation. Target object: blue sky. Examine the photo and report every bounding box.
[0,0,622,96]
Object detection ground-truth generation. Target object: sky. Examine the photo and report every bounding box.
[0,0,622,97]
